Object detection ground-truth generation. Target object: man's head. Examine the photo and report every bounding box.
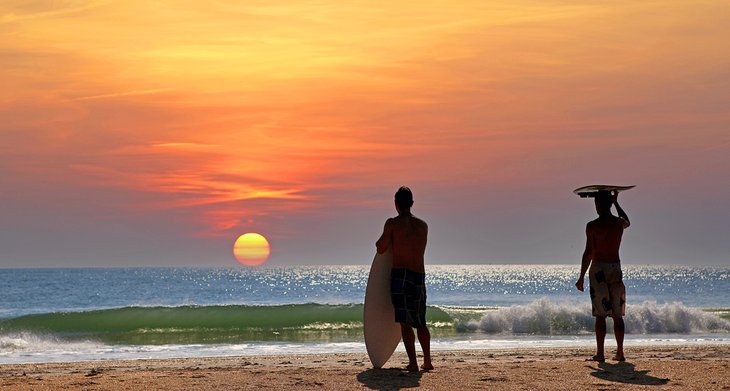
[394,186,414,212]
[594,191,613,214]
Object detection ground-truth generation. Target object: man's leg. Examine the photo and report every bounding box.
[612,316,625,361]
[594,316,606,361]
[416,326,432,370]
[400,323,418,372]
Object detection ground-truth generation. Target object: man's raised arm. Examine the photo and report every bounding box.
[613,191,630,228]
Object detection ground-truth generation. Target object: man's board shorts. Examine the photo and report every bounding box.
[390,268,427,328]
[589,262,626,317]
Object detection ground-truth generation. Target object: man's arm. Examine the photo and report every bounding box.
[376,219,393,254]
[612,191,630,228]
[575,224,593,292]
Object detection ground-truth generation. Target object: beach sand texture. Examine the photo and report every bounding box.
[1,345,728,390]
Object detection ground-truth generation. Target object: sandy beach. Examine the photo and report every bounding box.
[1,345,727,390]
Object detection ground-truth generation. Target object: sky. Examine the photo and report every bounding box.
[1,0,729,267]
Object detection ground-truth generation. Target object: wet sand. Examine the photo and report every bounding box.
[1,345,728,390]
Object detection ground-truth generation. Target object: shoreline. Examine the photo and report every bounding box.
[2,335,728,366]
[1,345,728,390]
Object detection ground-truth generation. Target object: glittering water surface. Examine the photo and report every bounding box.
[1,265,728,318]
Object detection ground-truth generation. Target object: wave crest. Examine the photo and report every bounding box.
[449,298,730,335]
[1,301,727,346]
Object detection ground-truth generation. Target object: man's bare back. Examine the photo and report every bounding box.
[376,214,428,272]
[587,214,628,264]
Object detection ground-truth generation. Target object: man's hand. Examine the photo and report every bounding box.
[376,218,393,254]
[612,190,619,205]
[575,276,585,292]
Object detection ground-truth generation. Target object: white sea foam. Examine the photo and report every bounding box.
[624,302,730,333]
[451,298,730,335]
[2,333,729,365]
[0,332,106,365]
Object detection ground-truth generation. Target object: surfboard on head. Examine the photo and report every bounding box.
[363,247,401,368]
[573,184,635,198]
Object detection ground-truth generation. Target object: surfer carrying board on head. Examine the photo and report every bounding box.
[575,190,630,362]
[376,186,433,372]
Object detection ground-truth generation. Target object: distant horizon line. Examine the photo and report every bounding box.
[0,263,726,270]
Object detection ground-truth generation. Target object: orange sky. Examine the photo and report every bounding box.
[1,1,729,266]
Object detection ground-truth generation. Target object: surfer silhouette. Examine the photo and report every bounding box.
[575,190,630,362]
[376,186,433,372]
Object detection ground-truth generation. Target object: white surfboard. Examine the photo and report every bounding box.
[363,247,401,368]
[573,184,635,198]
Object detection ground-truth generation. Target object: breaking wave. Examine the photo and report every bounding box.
[448,298,730,335]
[1,301,727,347]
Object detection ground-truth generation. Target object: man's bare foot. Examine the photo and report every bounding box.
[405,363,419,372]
[586,355,605,362]
[612,355,625,362]
[421,362,434,371]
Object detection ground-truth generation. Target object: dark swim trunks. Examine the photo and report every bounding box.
[589,262,626,317]
[390,268,427,328]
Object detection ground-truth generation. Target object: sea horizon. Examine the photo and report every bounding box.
[2,261,729,270]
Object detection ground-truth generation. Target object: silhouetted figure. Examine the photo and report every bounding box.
[575,191,630,362]
[376,186,432,372]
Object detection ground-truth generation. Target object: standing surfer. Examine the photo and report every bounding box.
[575,190,630,362]
[376,186,433,372]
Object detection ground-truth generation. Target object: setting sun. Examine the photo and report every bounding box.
[233,233,271,266]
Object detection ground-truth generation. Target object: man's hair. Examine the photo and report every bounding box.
[394,186,414,209]
[595,191,612,210]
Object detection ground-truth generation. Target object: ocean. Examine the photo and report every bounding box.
[1,265,728,364]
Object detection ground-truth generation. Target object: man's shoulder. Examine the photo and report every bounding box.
[588,215,625,229]
[586,218,606,232]
[413,215,428,228]
[391,215,428,230]
[606,215,626,226]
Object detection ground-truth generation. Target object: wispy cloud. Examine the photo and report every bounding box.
[68,88,172,101]
[152,142,223,149]
[0,1,111,24]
